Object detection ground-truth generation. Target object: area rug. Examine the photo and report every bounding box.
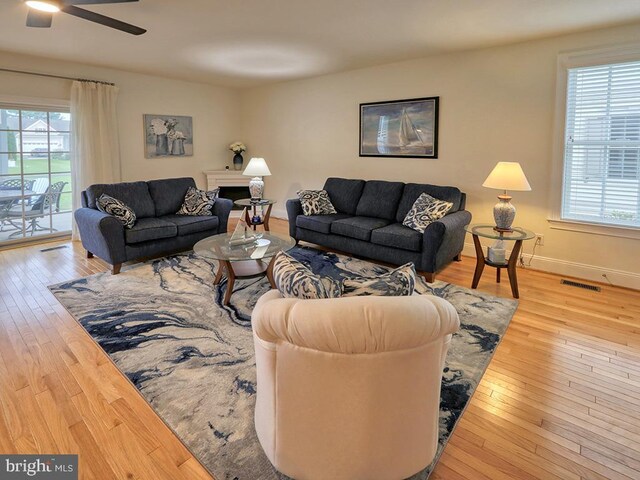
[49,246,518,480]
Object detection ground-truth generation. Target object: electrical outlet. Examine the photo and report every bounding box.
[535,234,544,246]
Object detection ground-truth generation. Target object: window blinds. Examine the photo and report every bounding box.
[563,60,640,228]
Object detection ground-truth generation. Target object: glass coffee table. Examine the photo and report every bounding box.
[194,232,296,305]
[465,224,535,299]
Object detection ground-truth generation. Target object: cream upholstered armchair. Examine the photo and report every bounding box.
[252,290,460,480]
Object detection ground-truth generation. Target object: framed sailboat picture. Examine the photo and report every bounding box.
[359,97,439,158]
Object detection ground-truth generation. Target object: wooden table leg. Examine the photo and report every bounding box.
[471,234,485,289]
[214,260,225,285]
[220,260,235,306]
[263,204,273,232]
[496,267,501,283]
[507,240,522,299]
[266,256,277,288]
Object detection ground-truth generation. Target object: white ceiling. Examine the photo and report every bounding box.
[2,0,640,88]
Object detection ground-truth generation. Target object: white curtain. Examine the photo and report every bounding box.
[70,80,121,240]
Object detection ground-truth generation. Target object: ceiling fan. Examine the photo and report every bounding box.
[24,0,146,36]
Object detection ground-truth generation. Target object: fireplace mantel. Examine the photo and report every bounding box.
[203,169,252,217]
[203,169,250,190]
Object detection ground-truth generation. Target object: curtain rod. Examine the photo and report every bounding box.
[0,68,115,86]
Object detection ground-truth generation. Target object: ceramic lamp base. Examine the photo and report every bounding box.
[249,177,264,200]
[493,194,516,231]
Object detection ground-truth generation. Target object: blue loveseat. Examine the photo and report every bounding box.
[75,177,232,274]
[287,178,471,282]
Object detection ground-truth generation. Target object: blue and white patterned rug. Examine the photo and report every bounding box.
[49,246,518,480]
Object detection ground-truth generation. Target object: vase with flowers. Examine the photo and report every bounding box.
[229,142,247,170]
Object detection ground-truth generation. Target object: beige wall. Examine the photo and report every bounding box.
[0,50,239,188]
[240,23,640,283]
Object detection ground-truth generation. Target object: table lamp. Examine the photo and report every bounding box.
[482,161,531,232]
[243,157,271,201]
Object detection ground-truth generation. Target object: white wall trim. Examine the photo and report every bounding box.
[461,242,640,290]
[272,208,288,220]
[548,218,640,240]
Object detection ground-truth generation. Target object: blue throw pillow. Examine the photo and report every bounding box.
[403,193,453,233]
[296,189,337,216]
[177,187,217,216]
[342,263,416,297]
[96,193,136,229]
[272,251,342,299]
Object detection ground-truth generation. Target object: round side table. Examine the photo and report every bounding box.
[464,224,535,299]
[234,198,276,231]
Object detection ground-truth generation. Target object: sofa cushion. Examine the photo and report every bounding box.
[147,177,197,217]
[396,183,463,223]
[296,213,351,234]
[323,178,366,215]
[356,180,404,220]
[342,263,416,297]
[331,216,391,241]
[125,217,177,244]
[162,214,219,236]
[86,181,156,219]
[370,223,423,252]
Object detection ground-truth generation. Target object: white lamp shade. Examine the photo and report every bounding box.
[243,157,271,177]
[482,162,531,191]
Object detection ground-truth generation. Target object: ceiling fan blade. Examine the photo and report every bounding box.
[61,5,146,35]
[61,0,139,5]
[26,10,53,28]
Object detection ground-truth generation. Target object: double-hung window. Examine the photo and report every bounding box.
[561,58,640,230]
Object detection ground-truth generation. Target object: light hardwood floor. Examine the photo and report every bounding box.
[0,217,639,480]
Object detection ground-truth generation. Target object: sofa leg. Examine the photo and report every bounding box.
[87,251,94,259]
[454,253,462,262]
[423,272,436,283]
[112,263,122,275]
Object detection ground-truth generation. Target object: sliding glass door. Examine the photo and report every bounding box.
[0,106,73,245]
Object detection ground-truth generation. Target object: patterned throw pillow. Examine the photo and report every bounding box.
[342,263,416,297]
[96,193,137,229]
[297,190,337,216]
[206,187,220,202]
[272,251,342,299]
[402,193,453,233]
[177,187,216,216]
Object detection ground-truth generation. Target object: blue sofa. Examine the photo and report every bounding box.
[286,178,471,282]
[75,177,232,274]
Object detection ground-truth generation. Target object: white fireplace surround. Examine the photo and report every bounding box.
[203,169,252,217]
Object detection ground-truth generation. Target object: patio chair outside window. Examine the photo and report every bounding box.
[0,178,36,232]
[7,181,67,237]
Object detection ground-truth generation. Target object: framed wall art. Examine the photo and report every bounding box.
[359,96,439,158]
[144,114,193,158]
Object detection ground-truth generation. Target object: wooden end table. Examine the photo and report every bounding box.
[234,198,276,231]
[465,224,535,299]
[193,231,295,305]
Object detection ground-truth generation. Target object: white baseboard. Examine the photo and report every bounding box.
[268,211,640,290]
[461,243,640,290]
[272,208,288,219]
